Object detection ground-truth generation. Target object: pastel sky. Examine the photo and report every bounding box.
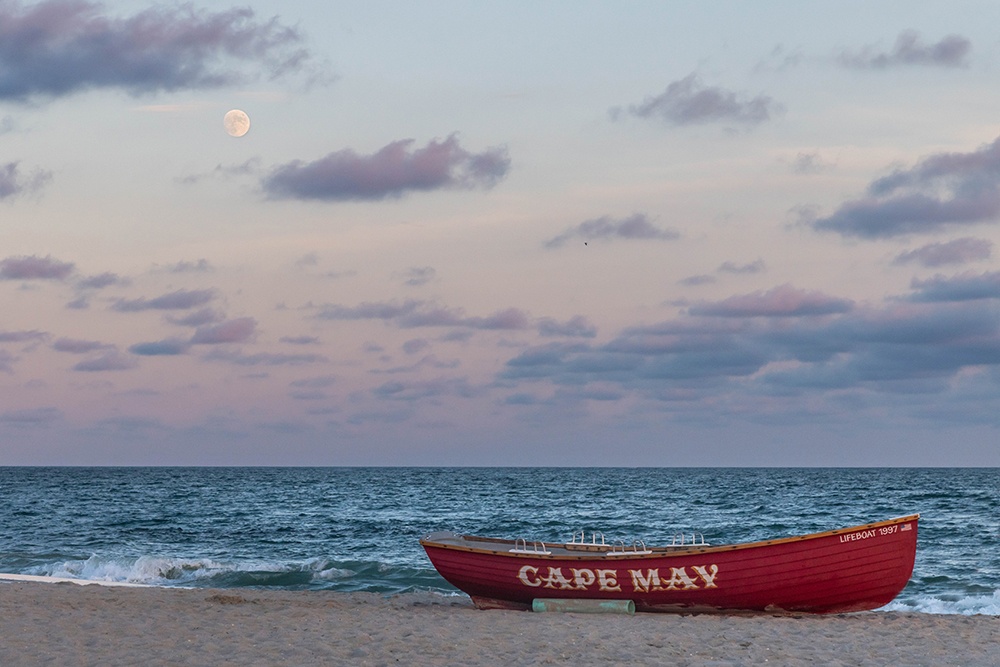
[3,0,1000,465]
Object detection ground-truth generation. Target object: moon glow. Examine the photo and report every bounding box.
[223,109,250,137]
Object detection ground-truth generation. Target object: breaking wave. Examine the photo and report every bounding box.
[24,554,453,594]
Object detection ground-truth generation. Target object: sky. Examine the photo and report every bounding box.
[3,0,1000,466]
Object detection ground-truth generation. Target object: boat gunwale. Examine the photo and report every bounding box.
[420,514,919,561]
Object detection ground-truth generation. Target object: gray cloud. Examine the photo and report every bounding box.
[894,238,992,267]
[810,136,1000,238]
[400,306,529,330]
[0,330,48,343]
[204,349,327,366]
[289,389,326,401]
[76,272,127,289]
[908,271,1000,302]
[372,376,478,402]
[81,416,170,439]
[261,135,510,202]
[613,74,781,126]
[0,349,13,373]
[280,335,320,345]
[179,158,262,186]
[294,253,319,267]
[112,289,215,312]
[165,259,213,273]
[545,213,679,249]
[0,0,316,102]
[719,259,766,275]
[839,31,971,69]
[129,339,190,356]
[398,266,435,287]
[373,354,461,375]
[679,275,716,287]
[790,152,832,174]
[52,337,112,353]
[0,161,51,199]
[291,375,337,389]
[0,255,74,280]
[73,350,137,371]
[536,315,597,338]
[317,300,424,322]
[0,406,62,427]
[168,308,223,327]
[402,339,430,355]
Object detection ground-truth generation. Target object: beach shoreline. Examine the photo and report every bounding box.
[1,580,997,666]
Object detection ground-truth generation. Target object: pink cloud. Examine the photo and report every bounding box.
[52,338,112,353]
[190,317,257,344]
[894,238,992,267]
[262,135,510,201]
[688,284,854,317]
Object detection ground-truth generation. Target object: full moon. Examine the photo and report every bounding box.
[223,109,250,137]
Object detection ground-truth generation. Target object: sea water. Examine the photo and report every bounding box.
[0,467,996,615]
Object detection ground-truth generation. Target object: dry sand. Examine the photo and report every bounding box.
[1,581,998,666]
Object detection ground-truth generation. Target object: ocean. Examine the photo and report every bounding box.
[0,467,996,615]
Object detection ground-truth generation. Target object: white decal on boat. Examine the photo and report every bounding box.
[571,568,596,590]
[839,528,881,543]
[596,569,621,592]
[518,564,718,593]
[518,565,541,587]
[690,564,719,588]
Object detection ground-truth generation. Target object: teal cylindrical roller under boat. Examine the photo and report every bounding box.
[531,598,636,615]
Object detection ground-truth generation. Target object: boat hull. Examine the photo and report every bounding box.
[421,515,918,614]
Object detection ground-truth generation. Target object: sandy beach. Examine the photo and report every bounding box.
[0,581,997,666]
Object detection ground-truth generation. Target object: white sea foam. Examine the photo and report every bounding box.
[882,589,1000,615]
[28,554,221,585]
[313,566,357,580]
[25,554,332,586]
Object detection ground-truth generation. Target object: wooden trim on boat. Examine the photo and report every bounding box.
[420,514,919,561]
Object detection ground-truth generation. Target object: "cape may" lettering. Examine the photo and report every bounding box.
[517,564,719,593]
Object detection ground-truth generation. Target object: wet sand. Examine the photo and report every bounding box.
[0,581,997,666]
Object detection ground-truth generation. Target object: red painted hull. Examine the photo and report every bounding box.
[421,515,918,614]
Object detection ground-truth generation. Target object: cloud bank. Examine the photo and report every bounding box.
[261,135,510,202]
[501,280,1000,420]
